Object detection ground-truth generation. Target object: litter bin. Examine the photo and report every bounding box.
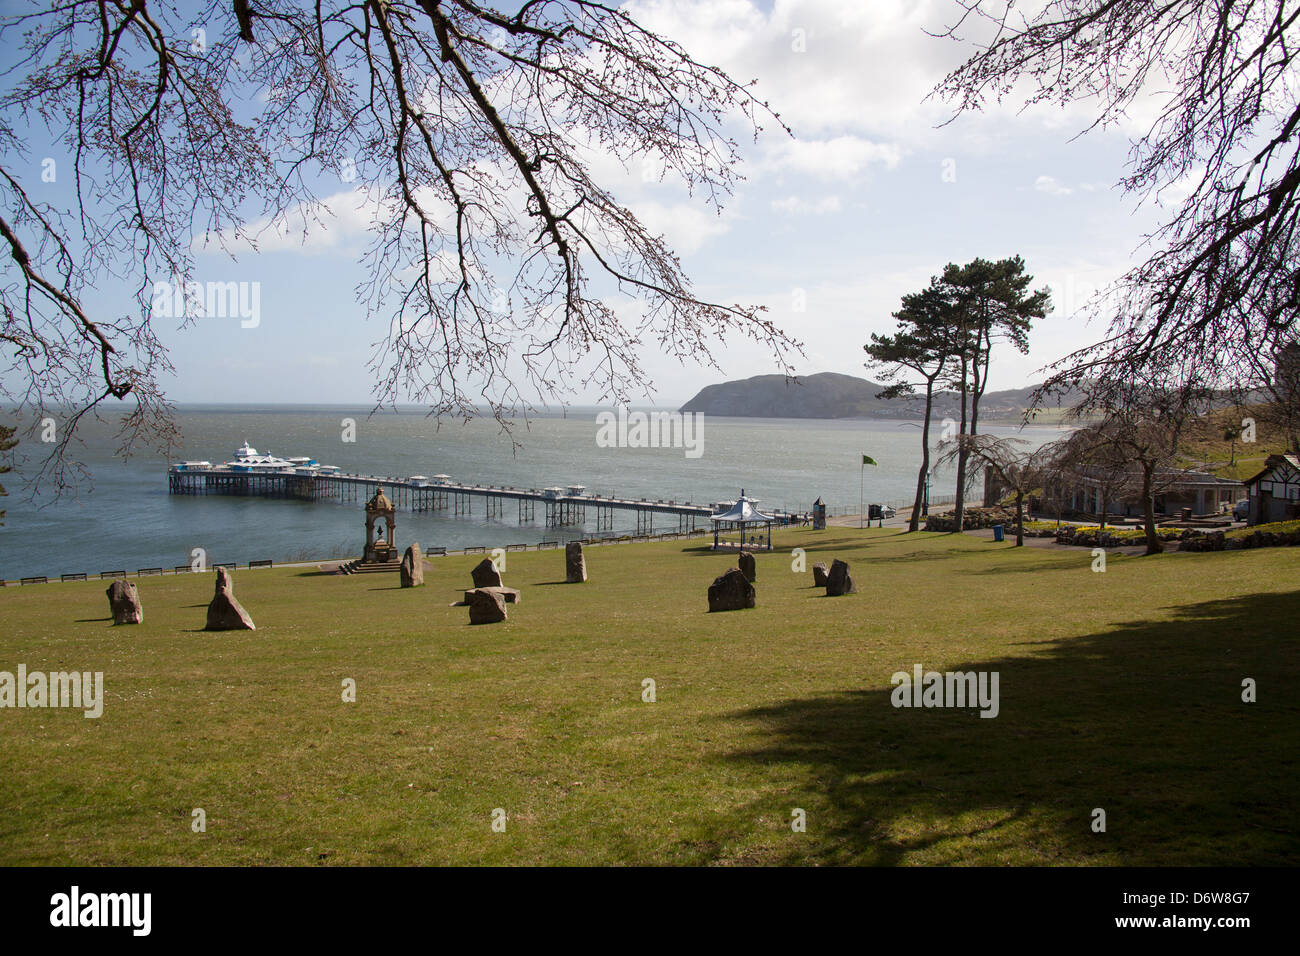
[992,524,1004,542]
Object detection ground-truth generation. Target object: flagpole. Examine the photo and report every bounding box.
[860,460,864,529]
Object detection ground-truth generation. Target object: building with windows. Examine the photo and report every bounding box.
[1242,454,1300,524]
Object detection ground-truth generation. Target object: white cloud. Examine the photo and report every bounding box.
[627,199,733,254]
[623,0,1168,153]
[1034,175,1073,196]
[770,194,841,215]
[765,136,903,179]
[201,187,388,255]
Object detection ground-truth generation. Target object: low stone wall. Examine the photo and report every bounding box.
[924,507,1019,532]
[1052,526,1181,548]
[1180,529,1300,551]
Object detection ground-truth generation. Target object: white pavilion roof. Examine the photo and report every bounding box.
[710,491,776,523]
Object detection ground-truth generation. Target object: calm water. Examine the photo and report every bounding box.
[0,406,1066,579]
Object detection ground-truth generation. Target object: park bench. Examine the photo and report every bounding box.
[61,573,87,582]
[21,576,48,585]
[137,567,163,577]
[249,559,273,569]
[99,570,125,579]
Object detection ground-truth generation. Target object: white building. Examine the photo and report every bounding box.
[1243,454,1300,524]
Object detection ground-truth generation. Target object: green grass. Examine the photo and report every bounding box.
[1,528,1297,866]
[1178,402,1291,480]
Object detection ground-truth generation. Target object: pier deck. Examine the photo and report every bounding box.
[166,468,779,532]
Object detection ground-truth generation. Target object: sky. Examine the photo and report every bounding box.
[6,0,1185,408]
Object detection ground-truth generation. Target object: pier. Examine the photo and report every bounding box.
[166,468,765,533]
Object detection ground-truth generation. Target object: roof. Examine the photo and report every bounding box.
[1242,453,1300,486]
[1071,465,1244,488]
[710,491,777,523]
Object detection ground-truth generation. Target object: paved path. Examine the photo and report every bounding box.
[828,512,1155,554]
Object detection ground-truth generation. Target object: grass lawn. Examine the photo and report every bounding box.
[1,527,1296,866]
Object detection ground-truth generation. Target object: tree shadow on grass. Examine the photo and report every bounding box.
[715,589,1300,866]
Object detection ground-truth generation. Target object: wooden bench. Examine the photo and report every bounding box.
[505,543,528,552]
[136,567,163,577]
[99,570,126,579]
[21,576,48,585]
[426,546,447,556]
[60,572,87,582]
[249,559,274,569]
[214,562,237,571]
[463,546,486,555]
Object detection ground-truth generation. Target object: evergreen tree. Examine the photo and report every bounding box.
[943,257,1051,531]
[866,280,960,532]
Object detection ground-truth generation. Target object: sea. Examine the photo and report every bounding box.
[0,406,1068,580]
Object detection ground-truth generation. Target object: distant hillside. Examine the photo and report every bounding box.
[679,372,1077,422]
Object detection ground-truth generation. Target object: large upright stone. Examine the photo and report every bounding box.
[105,579,143,625]
[737,551,756,582]
[400,543,424,588]
[708,567,756,612]
[812,562,829,587]
[467,587,507,624]
[205,567,256,631]
[825,558,856,596]
[471,557,502,589]
[565,542,587,583]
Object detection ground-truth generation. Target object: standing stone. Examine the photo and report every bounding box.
[812,562,830,587]
[206,567,256,631]
[737,551,756,582]
[467,587,507,624]
[708,567,756,612]
[565,541,587,583]
[105,579,143,625]
[471,557,503,589]
[825,558,856,596]
[400,543,424,588]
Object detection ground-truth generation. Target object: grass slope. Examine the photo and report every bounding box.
[1179,403,1292,481]
[1,528,1296,866]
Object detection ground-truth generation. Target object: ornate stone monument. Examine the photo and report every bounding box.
[364,485,398,563]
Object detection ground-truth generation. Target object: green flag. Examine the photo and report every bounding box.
[862,455,877,466]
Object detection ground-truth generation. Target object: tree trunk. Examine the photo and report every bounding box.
[1015,492,1025,546]
[1099,491,1108,533]
[1142,465,1163,555]
[910,380,936,533]
[953,359,970,532]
